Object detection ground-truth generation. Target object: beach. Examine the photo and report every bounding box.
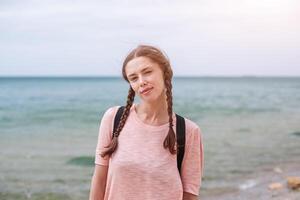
[0,162,299,200]
[0,77,300,199]
[201,161,300,200]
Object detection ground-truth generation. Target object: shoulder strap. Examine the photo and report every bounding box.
[113,106,186,175]
[113,106,125,137]
[176,114,186,176]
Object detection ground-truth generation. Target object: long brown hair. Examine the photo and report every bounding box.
[101,44,176,158]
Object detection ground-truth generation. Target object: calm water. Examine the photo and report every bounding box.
[0,77,300,199]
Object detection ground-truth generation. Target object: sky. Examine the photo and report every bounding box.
[0,0,299,77]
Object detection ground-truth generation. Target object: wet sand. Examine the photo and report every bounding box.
[201,161,300,200]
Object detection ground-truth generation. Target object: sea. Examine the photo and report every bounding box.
[0,77,300,200]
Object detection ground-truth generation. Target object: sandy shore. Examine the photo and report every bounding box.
[0,160,299,200]
[201,161,300,200]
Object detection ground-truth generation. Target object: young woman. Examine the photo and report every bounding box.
[89,45,204,200]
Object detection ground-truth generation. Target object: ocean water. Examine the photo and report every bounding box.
[0,77,300,199]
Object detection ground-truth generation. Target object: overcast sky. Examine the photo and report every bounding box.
[0,0,299,76]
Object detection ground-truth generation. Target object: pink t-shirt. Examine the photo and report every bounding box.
[95,103,204,200]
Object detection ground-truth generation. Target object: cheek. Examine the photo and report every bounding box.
[152,78,166,94]
[156,73,166,88]
[151,71,164,85]
[130,83,138,93]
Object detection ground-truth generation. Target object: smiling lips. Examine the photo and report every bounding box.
[140,87,153,95]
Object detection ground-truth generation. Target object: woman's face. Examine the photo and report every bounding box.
[125,56,166,103]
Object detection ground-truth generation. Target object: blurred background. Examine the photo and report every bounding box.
[0,0,300,199]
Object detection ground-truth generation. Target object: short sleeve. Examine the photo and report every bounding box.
[94,106,118,166]
[180,126,204,196]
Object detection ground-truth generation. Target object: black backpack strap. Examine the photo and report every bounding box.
[176,114,186,176]
[113,106,125,137]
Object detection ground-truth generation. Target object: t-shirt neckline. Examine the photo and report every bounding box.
[131,103,175,131]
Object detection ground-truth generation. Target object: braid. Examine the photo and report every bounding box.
[163,73,177,154]
[101,87,135,158]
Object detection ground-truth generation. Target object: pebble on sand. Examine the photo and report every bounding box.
[273,167,283,173]
[287,176,300,190]
[268,182,283,190]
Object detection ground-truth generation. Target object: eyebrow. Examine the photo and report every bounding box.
[128,66,152,78]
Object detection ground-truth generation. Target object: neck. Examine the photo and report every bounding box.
[135,99,170,126]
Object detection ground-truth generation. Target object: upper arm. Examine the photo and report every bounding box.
[95,106,119,166]
[183,191,198,200]
[180,125,204,196]
[90,164,109,199]
[93,164,109,182]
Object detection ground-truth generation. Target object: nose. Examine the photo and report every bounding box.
[139,75,147,87]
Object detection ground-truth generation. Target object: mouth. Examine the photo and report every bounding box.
[140,87,153,95]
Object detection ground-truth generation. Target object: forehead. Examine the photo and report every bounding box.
[125,57,159,75]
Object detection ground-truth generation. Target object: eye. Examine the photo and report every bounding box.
[130,77,137,82]
[145,71,152,74]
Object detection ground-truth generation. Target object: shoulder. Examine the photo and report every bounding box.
[182,116,202,140]
[102,105,122,118]
[104,105,121,116]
